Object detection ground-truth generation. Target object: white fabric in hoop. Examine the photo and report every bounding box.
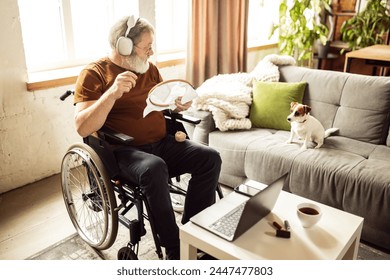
[143,79,198,117]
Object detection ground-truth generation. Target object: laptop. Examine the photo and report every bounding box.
[190,174,287,241]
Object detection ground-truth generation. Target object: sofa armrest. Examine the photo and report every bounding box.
[182,108,216,145]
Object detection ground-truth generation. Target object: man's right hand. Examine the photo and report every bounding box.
[109,71,138,99]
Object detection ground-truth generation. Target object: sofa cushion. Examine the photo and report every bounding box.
[333,74,390,144]
[250,81,307,131]
[209,129,274,187]
[322,136,376,158]
[244,130,303,185]
[343,145,390,249]
[289,147,366,208]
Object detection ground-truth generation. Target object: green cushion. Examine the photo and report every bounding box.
[250,81,307,131]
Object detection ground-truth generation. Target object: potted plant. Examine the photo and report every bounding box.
[340,0,390,53]
[270,0,332,66]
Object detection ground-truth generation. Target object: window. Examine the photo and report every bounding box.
[247,0,279,47]
[155,0,189,54]
[18,0,138,72]
[18,0,188,73]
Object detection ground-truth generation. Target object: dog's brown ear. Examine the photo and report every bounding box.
[304,105,312,114]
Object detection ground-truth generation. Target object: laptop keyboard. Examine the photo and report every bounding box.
[209,202,245,238]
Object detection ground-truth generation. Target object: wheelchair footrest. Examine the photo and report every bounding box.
[119,215,146,245]
[129,219,143,245]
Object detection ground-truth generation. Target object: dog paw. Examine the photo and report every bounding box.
[315,143,323,149]
[300,145,307,150]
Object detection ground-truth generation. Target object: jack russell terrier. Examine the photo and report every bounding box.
[286,102,338,150]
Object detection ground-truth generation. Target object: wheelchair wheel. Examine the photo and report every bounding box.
[61,143,118,250]
[118,247,138,260]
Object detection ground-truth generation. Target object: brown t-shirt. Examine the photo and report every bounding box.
[74,57,166,146]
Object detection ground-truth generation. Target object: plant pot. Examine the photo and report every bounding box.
[317,41,330,59]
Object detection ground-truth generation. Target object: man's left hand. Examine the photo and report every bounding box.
[174,96,192,112]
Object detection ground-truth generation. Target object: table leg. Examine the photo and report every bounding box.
[372,66,378,76]
[180,240,198,260]
[344,57,353,72]
[341,237,359,260]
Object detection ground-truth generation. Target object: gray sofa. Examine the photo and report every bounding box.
[184,65,390,250]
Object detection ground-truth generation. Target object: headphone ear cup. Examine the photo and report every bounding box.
[116,36,134,56]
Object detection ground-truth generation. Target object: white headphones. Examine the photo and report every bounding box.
[116,15,137,56]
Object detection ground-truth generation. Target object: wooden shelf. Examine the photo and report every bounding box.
[330,40,350,50]
[333,12,356,16]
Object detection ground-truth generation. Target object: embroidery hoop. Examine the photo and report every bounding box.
[147,79,195,107]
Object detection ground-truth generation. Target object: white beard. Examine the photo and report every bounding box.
[123,54,150,74]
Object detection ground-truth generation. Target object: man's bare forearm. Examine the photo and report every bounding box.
[74,92,117,137]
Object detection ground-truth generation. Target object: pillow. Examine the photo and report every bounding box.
[250,81,307,131]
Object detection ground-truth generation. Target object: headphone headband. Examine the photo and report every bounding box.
[125,15,136,37]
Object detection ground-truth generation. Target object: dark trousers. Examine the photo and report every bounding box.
[113,135,221,248]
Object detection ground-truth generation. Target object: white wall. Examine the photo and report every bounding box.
[0,0,277,194]
[0,0,80,193]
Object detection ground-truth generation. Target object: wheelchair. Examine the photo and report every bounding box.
[59,90,223,260]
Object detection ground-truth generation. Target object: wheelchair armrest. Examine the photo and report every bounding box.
[163,111,201,125]
[95,111,199,145]
[97,126,134,145]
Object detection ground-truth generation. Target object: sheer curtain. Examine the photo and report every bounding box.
[186,0,248,87]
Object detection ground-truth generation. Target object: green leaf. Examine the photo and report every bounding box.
[357,36,362,46]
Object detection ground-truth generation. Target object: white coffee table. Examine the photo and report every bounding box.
[180,190,364,260]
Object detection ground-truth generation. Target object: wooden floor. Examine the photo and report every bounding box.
[0,174,75,260]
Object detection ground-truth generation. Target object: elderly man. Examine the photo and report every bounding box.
[73,16,221,260]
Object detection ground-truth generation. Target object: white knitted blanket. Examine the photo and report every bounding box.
[193,54,296,131]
